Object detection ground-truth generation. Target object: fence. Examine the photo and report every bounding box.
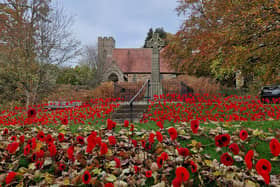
[114,82,146,101]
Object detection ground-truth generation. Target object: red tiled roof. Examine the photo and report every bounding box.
[112,48,176,73]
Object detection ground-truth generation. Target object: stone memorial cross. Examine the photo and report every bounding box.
[146,33,165,98]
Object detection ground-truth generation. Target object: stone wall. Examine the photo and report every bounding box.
[126,73,176,82]
[127,74,150,82]
[161,74,177,80]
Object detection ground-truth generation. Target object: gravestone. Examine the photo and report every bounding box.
[236,70,244,89]
[146,33,165,98]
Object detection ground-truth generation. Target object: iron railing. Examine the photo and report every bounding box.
[129,79,150,122]
[114,82,143,101]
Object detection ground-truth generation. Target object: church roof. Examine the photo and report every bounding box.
[112,48,176,73]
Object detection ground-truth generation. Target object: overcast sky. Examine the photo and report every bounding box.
[58,0,183,48]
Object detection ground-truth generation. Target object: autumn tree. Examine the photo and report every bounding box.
[164,0,280,88]
[0,0,80,108]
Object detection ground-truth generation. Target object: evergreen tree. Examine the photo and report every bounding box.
[143,27,167,48]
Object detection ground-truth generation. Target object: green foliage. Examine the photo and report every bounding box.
[56,65,95,86]
[210,56,236,87]
[19,156,30,168]
[145,177,155,187]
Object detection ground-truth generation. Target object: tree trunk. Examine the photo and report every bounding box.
[25,90,30,109]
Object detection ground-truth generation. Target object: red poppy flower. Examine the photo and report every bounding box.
[134,165,140,174]
[35,160,43,169]
[67,146,75,161]
[76,136,85,145]
[3,128,8,135]
[82,170,91,184]
[100,142,108,155]
[269,138,280,157]
[157,156,164,169]
[245,150,254,170]
[108,136,117,145]
[7,142,19,154]
[58,133,65,142]
[5,171,16,184]
[239,130,248,141]
[145,170,152,178]
[27,137,36,150]
[168,127,178,140]
[256,159,271,175]
[140,140,146,149]
[112,121,116,128]
[36,149,45,158]
[172,177,182,187]
[229,143,240,155]
[48,143,57,157]
[31,152,38,162]
[46,134,54,144]
[256,159,271,184]
[177,147,190,157]
[215,134,230,147]
[58,163,66,171]
[10,136,17,141]
[114,157,121,168]
[156,131,163,142]
[130,124,134,131]
[132,139,137,147]
[161,152,168,161]
[190,119,199,133]
[37,131,45,142]
[87,134,96,144]
[175,167,189,182]
[156,121,163,129]
[124,120,129,127]
[19,135,25,144]
[96,137,102,145]
[24,144,31,156]
[86,142,95,153]
[149,133,155,144]
[105,183,114,187]
[220,152,234,166]
[61,117,69,125]
[189,161,197,173]
[90,131,97,137]
[107,118,113,130]
[27,108,37,118]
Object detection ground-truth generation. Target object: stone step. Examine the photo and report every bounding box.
[118,104,148,110]
[111,112,143,119]
[111,103,148,123]
[115,108,147,113]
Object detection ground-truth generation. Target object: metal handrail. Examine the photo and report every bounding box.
[129,79,150,122]
[114,82,125,99]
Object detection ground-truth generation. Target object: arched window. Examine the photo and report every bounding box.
[108,73,119,82]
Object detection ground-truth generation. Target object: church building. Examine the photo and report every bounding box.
[98,37,179,83]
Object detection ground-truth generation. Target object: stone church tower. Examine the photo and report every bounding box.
[98,36,115,61]
[98,37,124,82]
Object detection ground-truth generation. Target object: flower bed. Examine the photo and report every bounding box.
[0,95,280,186]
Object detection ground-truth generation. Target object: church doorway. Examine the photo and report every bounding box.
[108,73,119,82]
